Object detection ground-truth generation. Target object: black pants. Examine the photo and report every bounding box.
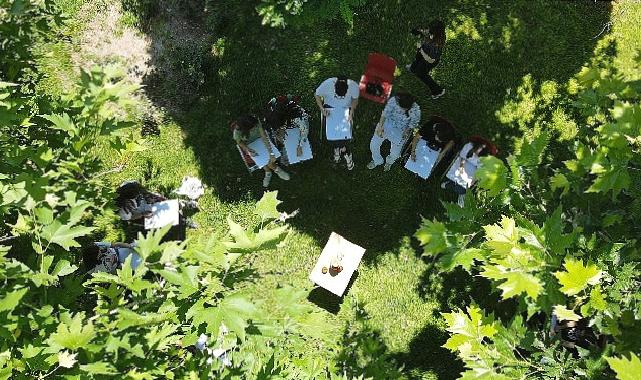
[410,57,443,95]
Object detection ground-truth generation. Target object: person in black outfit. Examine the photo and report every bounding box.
[407,20,447,99]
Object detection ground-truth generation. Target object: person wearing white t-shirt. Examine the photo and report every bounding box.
[314,76,359,170]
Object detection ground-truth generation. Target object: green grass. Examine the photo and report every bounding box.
[46,0,641,378]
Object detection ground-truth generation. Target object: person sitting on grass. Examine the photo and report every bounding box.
[368,90,421,172]
[409,116,456,166]
[232,114,290,188]
[441,139,489,207]
[83,241,142,274]
[115,180,166,222]
[264,95,310,160]
[407,19,447,99]
[314,75,359,170]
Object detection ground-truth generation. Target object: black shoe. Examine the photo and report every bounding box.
[431,89,446,99]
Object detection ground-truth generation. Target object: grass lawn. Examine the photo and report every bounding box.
[44,0,641,378]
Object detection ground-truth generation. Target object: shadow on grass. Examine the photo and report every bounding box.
[133,0,611,262]
[122,0,612,376]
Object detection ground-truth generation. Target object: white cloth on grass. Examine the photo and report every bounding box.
[144,200,181,230]
[174,176,205,200]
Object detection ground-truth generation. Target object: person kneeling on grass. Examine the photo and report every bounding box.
[232,114,290,188]
[264,95,310,160]
[83,241,143,274]
[368,91,421,171]
[314,75,360,170]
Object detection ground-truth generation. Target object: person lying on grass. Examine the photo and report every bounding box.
[314,75,359,170]
[83,241,142,274]
[232,114,290,188]
[264,95,310,159]
[368,90,421,172]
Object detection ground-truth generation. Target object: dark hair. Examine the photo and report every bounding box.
[434,123,455,143]
[82,244,100,270]
[467,140,489,158]
[266,99,303,130]
[335,76,348,97]
[395,91,416,116]
[428,19,446,47]
[115,181,143,209]
[235,115,259,138]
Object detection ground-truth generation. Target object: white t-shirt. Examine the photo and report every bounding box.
[315,77,359,109]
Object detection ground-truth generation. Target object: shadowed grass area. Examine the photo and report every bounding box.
[48,0,629,378]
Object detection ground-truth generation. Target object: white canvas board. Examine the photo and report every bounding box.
[325,108,352,141]
[446,158,478,189]
[309,232,365,297]
[284,127,313,164]
[246,139,281,169]
[144,200,180,230]
[404,140,440,179]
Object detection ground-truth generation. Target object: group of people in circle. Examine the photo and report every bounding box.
[231,19,496,206]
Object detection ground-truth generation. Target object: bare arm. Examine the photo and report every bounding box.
[437,140,455,163]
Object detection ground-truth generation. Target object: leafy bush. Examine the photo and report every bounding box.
[255,0,369,28]
[415,60,641,379]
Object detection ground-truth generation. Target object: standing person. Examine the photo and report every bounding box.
[368,91,421,171]
[407,20,447,99]
[314,75,360,170]
[232,114,290,188]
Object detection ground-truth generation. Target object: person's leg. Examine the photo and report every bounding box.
[262,167,273,188]
[267,162,290,181]
[343,140,354,170]
[369,133,385,167]
[424,69,444,97]
[410,60,443,96]
[385,137,404,168]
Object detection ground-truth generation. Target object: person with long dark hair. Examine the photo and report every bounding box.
[368,91,421,171]
[232,114,290,188]
[115,180,165,222]
[407,19,447,99]
[264,95,310,160]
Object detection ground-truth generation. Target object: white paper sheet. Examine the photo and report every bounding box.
[246,139,281,169]
[284,127,313,164]
[446,158,478,188]
[325,108,352,141]
[404,140,440,179]
[144,200,180,230]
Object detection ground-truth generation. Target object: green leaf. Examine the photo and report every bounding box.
[442,305,497,357]
[49,313,95,350]
[254,191,282,220]
[606,353,641,380]
[553,305,581,321]
[439,248,486,272]
[586,166,631,197]
[41,220,94,251]
[554,259,602,296]
[542,207,575,254]
[475,156,507,197]
[550,172,569,195]
[481,265,543,300]
[483,216,518,255]
[0,288,28,312]
[52,260,78,277]
[415,219,449,255]
[157,266,199,299]
[41,113,78,136]
[80,362,118,375]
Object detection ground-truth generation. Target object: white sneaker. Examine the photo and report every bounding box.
[367,161,379,170]
[345,154,354,171]
[440,181,448,190]
[333,148,341,163]
[457,194,465,207]
[405,64,412,71]
[383,162,392,172]
[263,172,273,188]
[432,88,446,99]
[275,168,290,181]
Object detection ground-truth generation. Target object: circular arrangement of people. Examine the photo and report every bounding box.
[2,1,640,379]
